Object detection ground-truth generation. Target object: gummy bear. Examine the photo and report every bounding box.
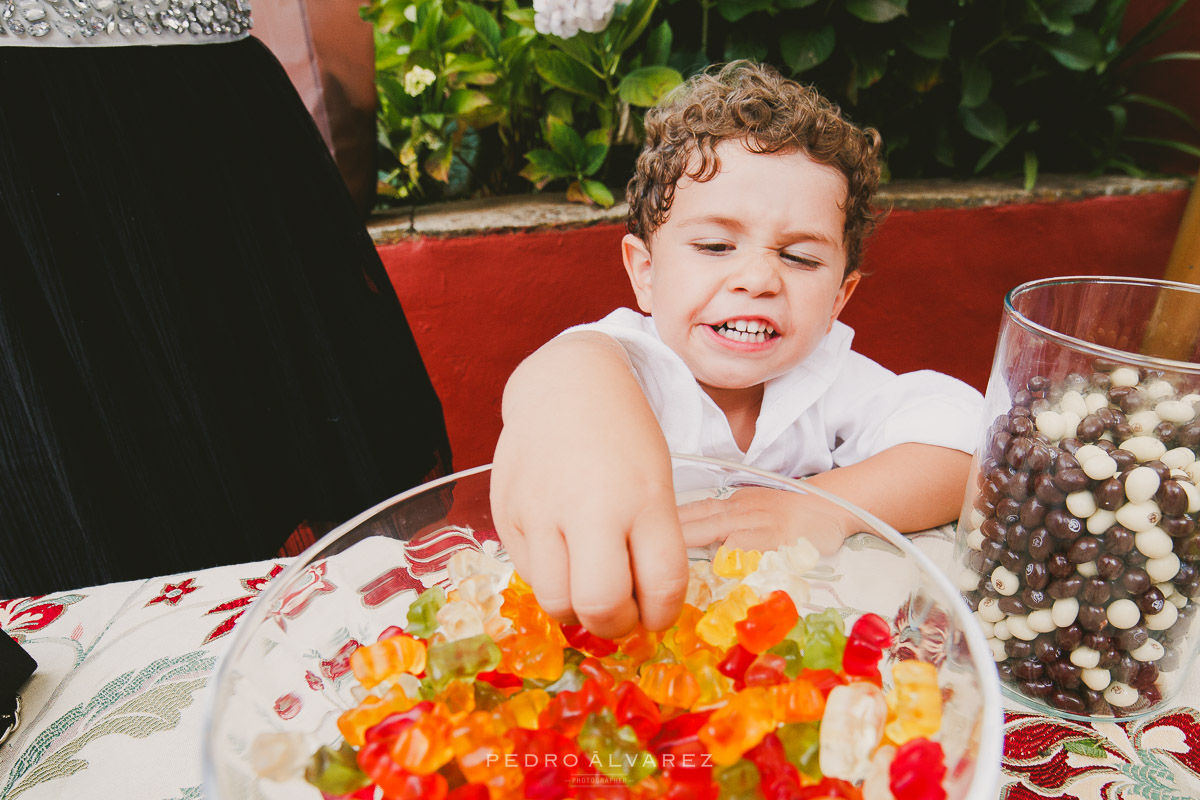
[884,660,942,745]
[842,613,892,679]
[712,545,762,579]
[696,584,760,650]
[776,721,821,782]
[615,680,663,742]
[305,741,371,796]
[743,653,789,687]
[650,710,714,786]
[639,662,702,710]
[818,682,887,783]
[801,609,847,672]
[769,677,824,724]
[889,738,946,800]
[578,708,658,785]
[426,633,501,691]
[406,586,447,639]
[350,633,427,689]
[735,591,799,654]
[712,758,761,800]
[698,686,776,765]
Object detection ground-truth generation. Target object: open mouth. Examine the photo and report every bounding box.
[712,319,777,344]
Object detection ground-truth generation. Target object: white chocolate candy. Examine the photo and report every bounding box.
[1147,380,1176,400]
[967,528,985,551]
[1087,509,1117,535]
[1181,393,1200,405]
[978,597,1005,623]
[1082,667,1112,691]
[991,565,1020,596]
[1077,560,1099,578]
[1120,436,1168,463]
[1104,682,1138,707]
[1070,646,1101,669]
[1060,390,1089,419]
[956,569,982,592]
[1085,392,1109,413]
[1109,367,1139,387]
[1074,444,1108,465]
[1035,411,1065,441]
[1028,609,1056,633]
[1135,527,1173,559]
[1162,447,1196,470]
[1127,410,1161,435]
[1124,466,1161,505]
[1180,480,1200,514]
[1156,399,1196,424]
[1170,593,1189,609]
[1115,500,1162,532]
[1146,553,1181,584]
[1060,411,1081,439]
[1106,598,1141,629]
[1066,490,1098,518]
[1052,597,1080,627]
[988,638,1007,662]
[1006,615,1038,642]
[993,618,1012,641]
[1145,602,1178,631]
[1130,639,1165,662]
[973,612,996,638]
[1186,462,1200,485]
[969,508,986,529]
[1081,454,1117,481]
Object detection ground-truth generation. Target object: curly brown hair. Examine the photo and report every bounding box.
[626,60,884,276]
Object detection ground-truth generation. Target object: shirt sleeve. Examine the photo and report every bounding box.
[559,309,705,454]
[823,352,984,467]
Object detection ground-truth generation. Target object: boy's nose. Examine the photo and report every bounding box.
[728,251,783,295]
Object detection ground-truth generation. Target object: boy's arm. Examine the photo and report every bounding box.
[678,443,971,552]
[491,331,690,638]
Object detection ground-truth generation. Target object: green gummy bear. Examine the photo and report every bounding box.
[304,742,370,796]
[766,639,803,679]
[405,585,446,639]
[777,721,822,781]
[578,709,658,785]
[715,758,763,799]
[426,633,500,690]
[801,609,846,671]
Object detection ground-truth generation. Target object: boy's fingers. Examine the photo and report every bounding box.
[518,524,578,625]
[629,503,690,632]
[675,497,724,524]
[565,522,639,639]
[679,510,734,547]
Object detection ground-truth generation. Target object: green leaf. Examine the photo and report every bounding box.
[960,100,1008,145]
[424,145,454,183]
[445,88,492,116]
[618,66,684,107]
[1023,150,1038,192]
[545,90,575,127]
[521,149,573,187]
[612,0,660,54]
[1141,51,1200,65]
[845,0,907,23]
[1123,136,1200,159]
[848,44,889,90]
[1123,94,1200,130]
[781,25,836,74]
[1028,0,1076,35]
[584,128,611,148]
[582,143,608,176]
[973,140,1007,173]
[503,7,536,29]
[1044,29,1103,70]
[458,2,502,58]
[546,118,587,166]
[580,179,616,207]
[716,0,773,22]
[443,53,496,77]
[724,31,768,63]
[535,50,604,101]
[1062,738,1107,758]
[779,0,820,7]
[900,18,951,60]
[959,58,992,108]
[644,21,673,66]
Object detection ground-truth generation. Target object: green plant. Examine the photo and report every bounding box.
[664,0,1200,189]
[365,0,1199,206]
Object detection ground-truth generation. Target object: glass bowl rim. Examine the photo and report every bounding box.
[203,454,1004,800]
[1004,275,1200,374]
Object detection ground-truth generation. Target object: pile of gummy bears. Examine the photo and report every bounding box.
[300,543,948,800]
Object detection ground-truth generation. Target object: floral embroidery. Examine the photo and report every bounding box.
[321,639,360,682]
[145,578,200,608]
[0,595,84,643]
[274,692,302,720]
[305,670,324,691]
[265,562,336,631]
[202,564,285,644]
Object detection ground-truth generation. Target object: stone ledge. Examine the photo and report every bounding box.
[367,174,1190,244]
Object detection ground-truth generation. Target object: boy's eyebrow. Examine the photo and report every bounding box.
[678,215,840,248]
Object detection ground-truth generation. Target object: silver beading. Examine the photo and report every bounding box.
[0,0,251,45]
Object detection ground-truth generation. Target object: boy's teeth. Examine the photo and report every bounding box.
[715,322,771,343]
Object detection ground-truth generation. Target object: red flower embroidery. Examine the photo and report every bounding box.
[145,578,200,607]
[321,640,361,682]
[0,595,83,643]
[305,670,324,691]
[203,564,285,644]
[274,692,302,720]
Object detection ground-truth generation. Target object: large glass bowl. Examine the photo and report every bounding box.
[204,455,1003,799]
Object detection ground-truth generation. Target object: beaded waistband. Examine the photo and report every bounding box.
[0,0,251,45]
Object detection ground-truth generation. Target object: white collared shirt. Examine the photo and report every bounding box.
[566,308,984,477]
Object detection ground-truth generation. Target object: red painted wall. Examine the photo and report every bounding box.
[381,190,1189,470]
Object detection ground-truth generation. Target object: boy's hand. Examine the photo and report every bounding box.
[677,487,855,555]
[490,333,690,639]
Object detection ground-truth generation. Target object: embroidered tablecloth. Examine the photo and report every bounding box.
[3,543,1200,799]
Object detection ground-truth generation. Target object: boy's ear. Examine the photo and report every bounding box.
[827,271,861,333]
[621,234,654,314]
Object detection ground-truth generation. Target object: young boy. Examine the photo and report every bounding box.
[491,61,983,638]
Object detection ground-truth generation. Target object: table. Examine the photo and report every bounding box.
[3,530,1200,799]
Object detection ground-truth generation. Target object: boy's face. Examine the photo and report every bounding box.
[623,142,860,398]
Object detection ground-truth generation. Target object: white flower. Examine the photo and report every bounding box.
[533,0,616,38]
[403,65,437,96]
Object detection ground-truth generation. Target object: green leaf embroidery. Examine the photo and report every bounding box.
[1061,737,1106,758]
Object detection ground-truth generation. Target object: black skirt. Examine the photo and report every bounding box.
[0,37,451,597]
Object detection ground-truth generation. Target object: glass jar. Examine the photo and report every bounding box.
[955,275,1200,720]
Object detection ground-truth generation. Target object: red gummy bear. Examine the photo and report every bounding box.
[735,591,800,653]
[890,737,947,800]
[842,613,892,678]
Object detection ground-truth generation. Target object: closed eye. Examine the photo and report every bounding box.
[781,251,823,268]
[692,242,733,255]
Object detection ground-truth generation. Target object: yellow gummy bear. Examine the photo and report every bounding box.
[712,545,763,579]
[695,584,759,649]
[884,659,942,744]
